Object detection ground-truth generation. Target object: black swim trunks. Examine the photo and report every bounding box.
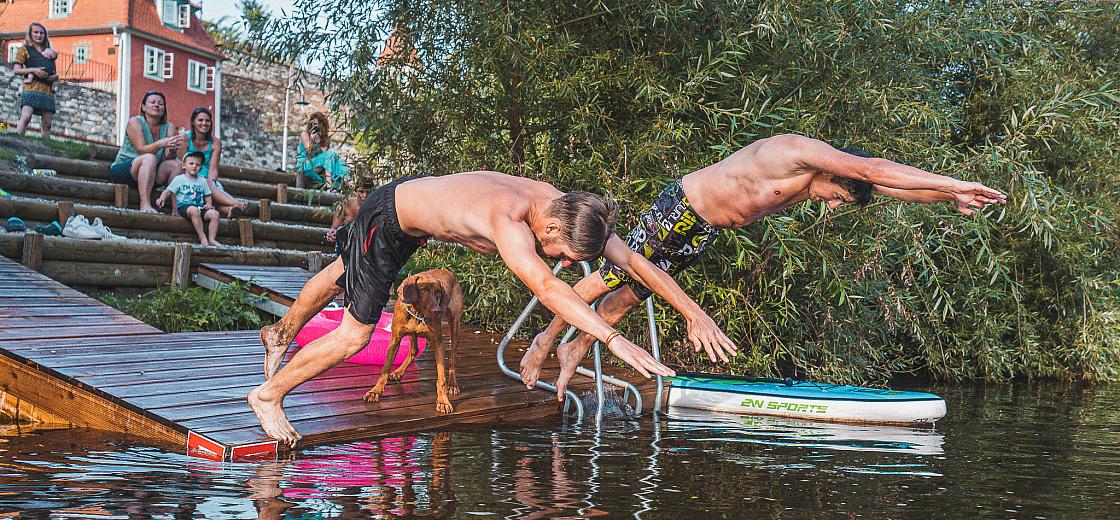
[335,176,427,324]
[598,180,719,300]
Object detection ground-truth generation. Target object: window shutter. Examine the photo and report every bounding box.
[206,66,215,91]
[164,52,175,79]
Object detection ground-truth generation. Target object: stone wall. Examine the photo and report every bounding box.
[219,51,356,171]
[1,63,117,145]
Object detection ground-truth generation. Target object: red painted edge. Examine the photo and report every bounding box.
[230,440,279,462]
[186,431,227,462]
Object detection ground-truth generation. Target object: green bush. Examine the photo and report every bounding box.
[96,280,268,333]
[253,1,1120,383]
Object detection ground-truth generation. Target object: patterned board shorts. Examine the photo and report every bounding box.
[598,180,719,300]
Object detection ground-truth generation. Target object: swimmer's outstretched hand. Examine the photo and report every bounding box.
[685,313,738,363]
[605,335,675,379]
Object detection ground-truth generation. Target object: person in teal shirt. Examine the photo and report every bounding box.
[175,107,247,218]
[297,112,349,191]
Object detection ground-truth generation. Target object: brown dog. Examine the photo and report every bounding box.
[363,269,463,414]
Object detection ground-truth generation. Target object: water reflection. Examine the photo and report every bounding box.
[0,382,1116,518]
[666,407,946,457]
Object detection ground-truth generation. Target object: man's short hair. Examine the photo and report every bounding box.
[548,191,617,259]
[834,146,874,206]
[184,151,206,164]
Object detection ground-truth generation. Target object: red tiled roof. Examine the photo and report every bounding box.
[0,0,216,55]
[128,0,217,55]
[0,0,128,34]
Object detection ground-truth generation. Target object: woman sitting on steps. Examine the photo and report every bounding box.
[297,112,349,191]
[107,91,182,213]
[171,107,248,218]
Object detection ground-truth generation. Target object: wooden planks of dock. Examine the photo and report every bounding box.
[0,257,656,461]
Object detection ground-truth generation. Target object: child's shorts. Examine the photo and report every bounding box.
[176,204,204,219]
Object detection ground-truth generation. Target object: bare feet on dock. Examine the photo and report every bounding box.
[519,332,554,388]
[260,323,293,381]
[248,385,302,448]
[553,341,588,402]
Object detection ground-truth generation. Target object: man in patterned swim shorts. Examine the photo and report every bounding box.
[520,133,1008,398]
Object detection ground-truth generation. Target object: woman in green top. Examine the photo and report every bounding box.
[297,112,349,191]
[174,107,248,218]
[108,91,183,213]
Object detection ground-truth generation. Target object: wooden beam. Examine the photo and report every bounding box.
[0,356,186,445]
[172,244,191,290]
[38,260,171,287]
[307,251,323,272]
[275,184,288,204]
[258,199,271,222]
[113,184,129,208]
[56,200,74,226]
[238,218,254,247]
[21,232,43,271]
[37,152,298,186]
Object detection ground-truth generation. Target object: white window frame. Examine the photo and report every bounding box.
[178,3,192,29]
[49,0,73,18]
[7,43,23,64]
[144,45,166,81]
[187,60,208,93]
[74,45,90,65]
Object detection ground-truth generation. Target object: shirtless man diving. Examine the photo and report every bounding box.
[520,133,1008,399]
[250,172,738,447]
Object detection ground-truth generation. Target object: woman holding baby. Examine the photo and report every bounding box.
[12,23,59,138]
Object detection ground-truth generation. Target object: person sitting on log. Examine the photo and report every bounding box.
[296,112,349,191]
[172,107,248,218]
[108,91,183,213]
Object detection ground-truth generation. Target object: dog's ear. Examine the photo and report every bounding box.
[401,279,419,305]
[435,287,449,314]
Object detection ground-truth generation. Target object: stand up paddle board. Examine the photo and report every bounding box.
[667,372,946,425]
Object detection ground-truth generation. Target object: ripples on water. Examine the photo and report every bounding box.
[0,382,1116,518]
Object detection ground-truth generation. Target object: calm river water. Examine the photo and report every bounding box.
[1,382,1117,518]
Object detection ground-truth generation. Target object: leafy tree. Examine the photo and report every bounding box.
[253,1,1120,383]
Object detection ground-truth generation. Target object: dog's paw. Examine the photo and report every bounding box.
[363,388,383,403]
[436,400,454,415]
[446,385,460,396]
[388,370,406,381]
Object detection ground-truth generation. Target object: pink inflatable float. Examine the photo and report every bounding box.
[293,308,425,366]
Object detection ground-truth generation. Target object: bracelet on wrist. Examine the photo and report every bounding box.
[603,330,621,346]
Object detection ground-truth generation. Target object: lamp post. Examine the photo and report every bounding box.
[280,64,295,172]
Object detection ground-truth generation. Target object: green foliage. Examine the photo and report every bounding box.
[96,281,268,333]
[256,1,1120,383]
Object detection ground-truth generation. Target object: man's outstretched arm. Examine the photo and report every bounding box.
[872,185,1002,216]
[492,221,675,379]
[783,135,1008,204]
[601,235,738,363]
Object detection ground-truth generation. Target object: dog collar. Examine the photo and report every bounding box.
[405,304,426,324]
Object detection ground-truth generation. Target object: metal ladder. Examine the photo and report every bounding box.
[495,261,665,425]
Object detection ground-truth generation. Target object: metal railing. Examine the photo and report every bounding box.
[495,261,664,426]
[2,49,117,93]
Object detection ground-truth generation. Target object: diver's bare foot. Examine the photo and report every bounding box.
[248,385,301,448]
[554,341,589,401]
[519,332,554,388]
[260,323,294,381]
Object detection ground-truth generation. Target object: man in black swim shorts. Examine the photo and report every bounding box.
[251,172,740,447]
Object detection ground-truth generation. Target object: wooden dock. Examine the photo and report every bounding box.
[0,256,656,461]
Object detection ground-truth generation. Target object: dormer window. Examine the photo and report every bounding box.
[49,0,73,18]
[158,0,193,29]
